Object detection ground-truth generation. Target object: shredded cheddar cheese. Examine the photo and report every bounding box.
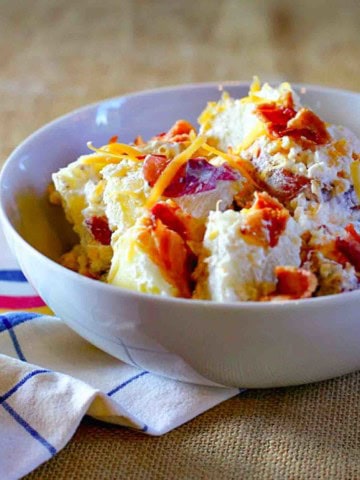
[145,135,207,208]
[239,95,263,105]
[350,160,360,201]
[240,77,263,105]
[86,141,142,163]
[250,76,261,93]
[197,102,216,127]
[107,142,142,157]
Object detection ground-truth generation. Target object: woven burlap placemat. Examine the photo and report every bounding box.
[25,372,360,480]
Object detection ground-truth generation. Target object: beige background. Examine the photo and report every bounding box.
[1,0,359,478]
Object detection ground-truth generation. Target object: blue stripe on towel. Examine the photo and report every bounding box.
[108,371,149,397]
[0,369,49,405]
[1,400,57,456]
[0,270,27,282]
[1,316,29,361]
[0,312,41,333]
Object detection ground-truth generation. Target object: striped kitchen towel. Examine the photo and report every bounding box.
[0,227,239,479]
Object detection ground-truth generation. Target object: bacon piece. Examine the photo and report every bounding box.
[335,223,360,271]
[261,266,318,301]
[134,135,145,146]
[345,223,360,242]
[313,238,348,268]
[265,168,310,201]
[152,202,188,239]
[152,119,195,143]
[169,133,192,143]
[256,103,296,136]
[143,154,170,187]
[239,192,289,248]
[252,191,285,210]
[151,201,205,244]
[139,201,205,297]
[256,101,330,145]
[167,119,194,137]
[285,109,330,145]
[138,218,194,298]
[268,267,317,300]
[283,91,295,110]
[275,266,318,298]
[85,216,112,245]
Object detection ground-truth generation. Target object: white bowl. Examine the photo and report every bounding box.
[1,82,360,388]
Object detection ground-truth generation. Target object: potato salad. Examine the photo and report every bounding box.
[50,79,360,302]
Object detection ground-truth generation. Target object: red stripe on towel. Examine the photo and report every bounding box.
[0,295,46,309]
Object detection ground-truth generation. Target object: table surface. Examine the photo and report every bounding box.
[1,0,360,478]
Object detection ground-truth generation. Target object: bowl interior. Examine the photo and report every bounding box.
[1,82,359,261]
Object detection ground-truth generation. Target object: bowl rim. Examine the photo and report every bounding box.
[1,80,360,311]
